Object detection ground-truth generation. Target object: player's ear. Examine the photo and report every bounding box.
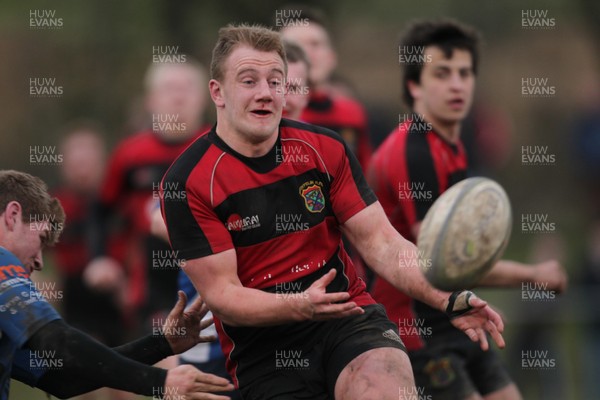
[3,201,22,231]
[407,80,422,102]
[209,79,225,108]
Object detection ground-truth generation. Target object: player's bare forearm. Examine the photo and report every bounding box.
[196,281,360,327]
[343,203,506,350]
[479,259,567,293]
[342,202,449,312]
[477,260,533,287]
[208,283,308,326]
[183,250,361,327]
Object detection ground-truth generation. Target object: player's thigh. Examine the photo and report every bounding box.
[241,367,329,400]
[483,383,522,400]
[334,347,414,400]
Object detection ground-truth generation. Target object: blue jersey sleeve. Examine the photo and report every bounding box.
[0,248,61,347]
[177,269,197,300]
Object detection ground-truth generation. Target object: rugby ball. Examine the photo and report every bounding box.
[417,177,512,291]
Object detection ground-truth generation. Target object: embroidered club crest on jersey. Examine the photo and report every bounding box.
[424,357,456,388]
[299,181,325,213]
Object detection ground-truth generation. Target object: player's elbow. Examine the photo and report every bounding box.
[202,290,246,327]
[209,305,249,327]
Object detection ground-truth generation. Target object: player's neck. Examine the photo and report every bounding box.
[312,81,327,93]
[412,108,461,144]
[432,123,461,144]
[215,119,278,158]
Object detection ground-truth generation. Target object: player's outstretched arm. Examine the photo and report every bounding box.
[28,319,233,398]
[110,290,215,365]
[478,259,567,293]
[182,249,364,327]
[341,201,505,350]
[37,364,233,400]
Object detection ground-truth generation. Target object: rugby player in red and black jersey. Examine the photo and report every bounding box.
[160,24,505,400]
[52,124,129,347]
[367,20,567,400]
[88,59,211,331]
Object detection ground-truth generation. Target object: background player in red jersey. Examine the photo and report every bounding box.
[52,123,123,341]
[280,9,374,281]
[161,24,505,400]
[50,123,131,400]
[367,19,567,400]
[0,170,233,400]
[279,7,373,171]
[87,59,211,336]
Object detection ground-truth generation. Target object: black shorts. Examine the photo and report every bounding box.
[409,331,513,400]
[239,304,406,400]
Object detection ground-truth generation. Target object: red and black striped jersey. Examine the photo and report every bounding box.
[100,129,209,234]
[52,188,127,276]
[97,127,209,307]
[366,119,467,350]
[161,118,377,387]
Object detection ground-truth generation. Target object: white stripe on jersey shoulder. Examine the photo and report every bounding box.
[281,138,331,182]
[210,151,227,207]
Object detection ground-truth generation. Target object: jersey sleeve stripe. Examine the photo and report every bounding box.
[406,127,439,221]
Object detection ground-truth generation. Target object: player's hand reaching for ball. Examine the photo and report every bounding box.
[446,291,505,351]
[164,291,216,354]
[164,365,233,399]
[301,269,365,320]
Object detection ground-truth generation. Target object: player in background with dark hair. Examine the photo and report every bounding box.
[367,19,567,399]
[279,6,373,171]
[87,59,211,337]
[161,23,505,400]
[0,169,233,400]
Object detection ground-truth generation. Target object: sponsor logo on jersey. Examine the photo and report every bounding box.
[0,265,29,280]
[225,213,261,232]
[299,181,325,213]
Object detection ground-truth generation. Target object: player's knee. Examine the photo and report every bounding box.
[335,348,413,400]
